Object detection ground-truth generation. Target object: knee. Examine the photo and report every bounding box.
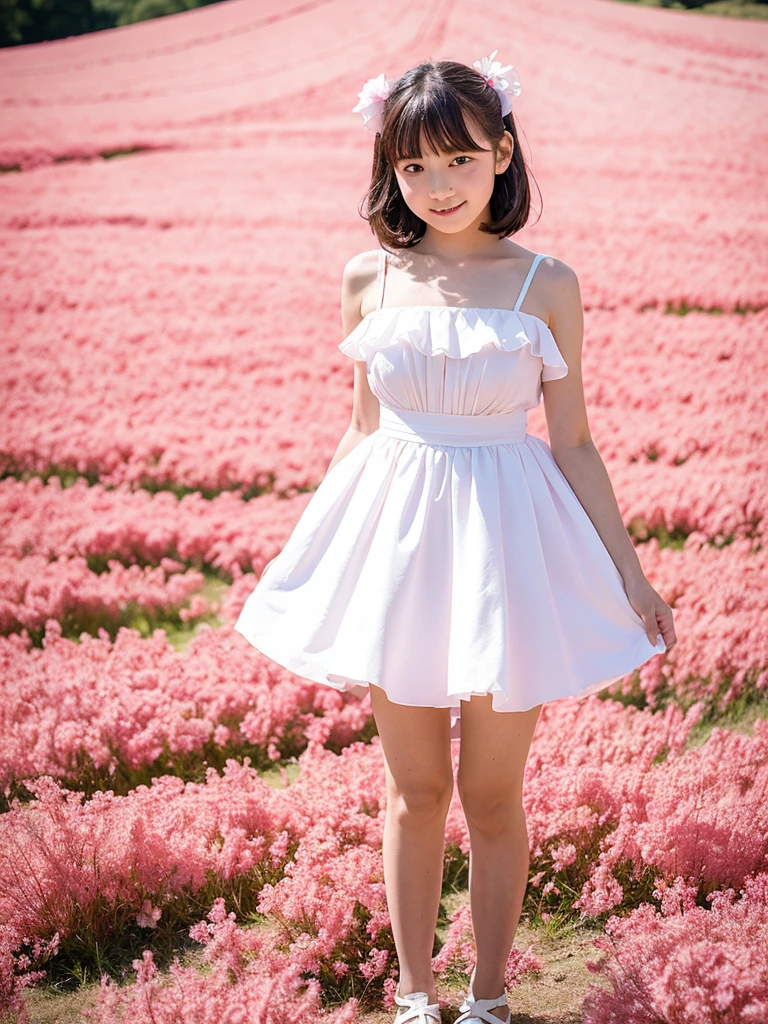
[387,775,454,824]
[457,783,525,839]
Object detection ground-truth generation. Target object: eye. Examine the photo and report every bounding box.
[402,155,472,173]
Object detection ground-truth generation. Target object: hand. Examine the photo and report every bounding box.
[623,574,677,652]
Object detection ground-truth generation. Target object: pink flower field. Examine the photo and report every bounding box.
[1,0,767,1021]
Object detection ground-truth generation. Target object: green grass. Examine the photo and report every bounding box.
[149,573,229,653]
[0,461,318,501]
[686,685,768,748]
[639,300,767,316]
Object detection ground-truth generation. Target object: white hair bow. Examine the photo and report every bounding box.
[352,51,520,134]
[473,49,521,117]
[352,72,393,134]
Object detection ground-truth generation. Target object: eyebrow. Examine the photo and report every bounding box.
[398,148,467,161]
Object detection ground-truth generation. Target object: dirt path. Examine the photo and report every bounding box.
[22,920,610,1024]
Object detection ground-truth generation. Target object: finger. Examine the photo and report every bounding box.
[644,610,659,646]
[655,610,676,651]
[654,620,676,650]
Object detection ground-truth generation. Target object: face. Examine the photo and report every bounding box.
[392,116,514,235]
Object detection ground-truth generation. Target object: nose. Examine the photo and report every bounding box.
[428,179,455,201]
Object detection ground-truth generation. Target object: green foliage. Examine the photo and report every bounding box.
[0,0,225,46]
[3,0,767,48]
[617,0,768,13]
[1,0,95,46]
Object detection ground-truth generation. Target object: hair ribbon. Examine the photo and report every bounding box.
[352,51,521,133]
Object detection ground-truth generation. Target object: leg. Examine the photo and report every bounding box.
[369,683,454,1002]
[457,696,542,1020]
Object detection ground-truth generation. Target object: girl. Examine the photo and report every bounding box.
[235,50,677,1024]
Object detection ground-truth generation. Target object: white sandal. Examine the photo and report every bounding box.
[393,989,442,1023]
[453,968,511,1024]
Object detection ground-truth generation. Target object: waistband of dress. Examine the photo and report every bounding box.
[377,405,528,447]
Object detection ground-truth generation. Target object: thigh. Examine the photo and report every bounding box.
[369,683,454,803]
[457,696,542,803]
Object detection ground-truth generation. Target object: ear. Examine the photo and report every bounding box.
[495,130,514,174]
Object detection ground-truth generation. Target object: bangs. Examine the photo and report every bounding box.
[384,85,490,165]
[364,58,533,247]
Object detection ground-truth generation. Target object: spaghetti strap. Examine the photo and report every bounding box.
[513,253,548,311]
[235,238,664,747]
[375,249,388,311]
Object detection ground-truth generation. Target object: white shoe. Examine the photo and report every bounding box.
[393,989,442,1023]
[453,968,511,1024]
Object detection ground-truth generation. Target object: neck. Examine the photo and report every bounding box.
[418,204,504,261]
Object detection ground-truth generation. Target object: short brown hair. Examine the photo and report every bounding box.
[358,59,539,249]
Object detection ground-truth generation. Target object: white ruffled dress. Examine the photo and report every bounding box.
[234,251,666,738]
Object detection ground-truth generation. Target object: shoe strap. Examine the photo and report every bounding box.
[393,990,441,1023]
[455,991,511,1024]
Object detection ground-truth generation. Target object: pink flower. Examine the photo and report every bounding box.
[135,900,162,929]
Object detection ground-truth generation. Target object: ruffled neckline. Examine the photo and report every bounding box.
[359,304,552,331]
[338,305,568,379]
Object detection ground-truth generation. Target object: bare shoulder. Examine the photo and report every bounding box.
[535,255,583,337]
[340,249,381,331]
[342,248,380,288]
[537,252,575,280]
[540,252,581,311]
[536,254,579,303]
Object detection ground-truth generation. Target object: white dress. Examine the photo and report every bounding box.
[234,250,666,739]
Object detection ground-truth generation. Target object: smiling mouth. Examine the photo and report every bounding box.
[431,201,464,213]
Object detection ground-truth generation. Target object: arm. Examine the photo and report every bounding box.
[260,254,380,581]
[541,261,677,651]
[326,251,381,472]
